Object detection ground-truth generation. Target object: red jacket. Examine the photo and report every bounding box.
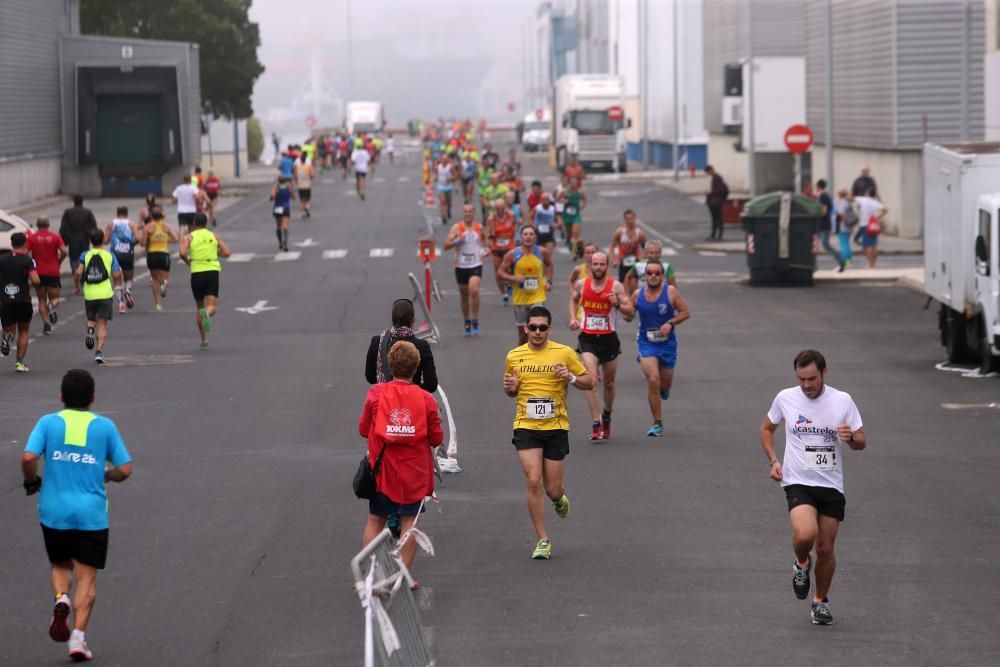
[358,381,443,504]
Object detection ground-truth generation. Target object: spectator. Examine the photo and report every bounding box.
[851,166,877,198]
[366,298,438,393]
[834,188,855,267]
[815,180,845,272]
[59,195,98,295]
[854,189,887,268]
[358,341,443,569]
[704,165,729,241]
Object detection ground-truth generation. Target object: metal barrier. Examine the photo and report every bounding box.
[351,527,436,667]
[408,272,440,344]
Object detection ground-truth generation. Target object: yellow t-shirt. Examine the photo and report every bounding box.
[505,341,587,431]
[512,246,546,306]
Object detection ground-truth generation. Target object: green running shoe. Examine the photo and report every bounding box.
[553,494,570,518]
[531,538,552,560]
[200,307,212,332]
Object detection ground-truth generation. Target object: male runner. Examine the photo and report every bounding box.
[436,155,458,223]
[482,143,499,170]
[0,233,40,372]
[269,176,295,252]
[22,369,133,661]
[294,155,314,218]
[609,209,646,283]
[476,160,494,219]
[624,239,676,295]
[74,229,122,364]
[337,136,351,180]
[180,213,232,349]
[482,172,511,221]
[27,216,67,335]
[104,206,142,314]
[503,305,593,560]
[386,134,396,165]
[562,178,587,250]
[569,251,634,440]
[527,192,562,257]
[443,204,485,336]
[759,350,866,626]
[564,154,586,184]
[497,226,553,345]
[351,141,371,200]
[172,177,202,236]
[143,206,178,311]
[204,171,221,226]
[487,198,518,306]
[631,261,690,436]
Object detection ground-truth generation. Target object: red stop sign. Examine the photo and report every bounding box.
[535,108,544,121]
[607,106,624,121]
[784,124,813,154]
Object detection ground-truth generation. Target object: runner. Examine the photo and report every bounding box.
[337,135,351,180]
[569,251,634,441]
[487,198,519,306]
[759,349,867,626]
[561,177,587,250]
[204,171,221,226]
[104,206,143,315]
[436,154,458,223]
[476,159,494,220]
[172,177,201,236]
[526,180,544,212]
[0,232,40,372]
[482,143,499,171]
[27,216,67,335]
[295,154,315,219]
[279,145,295,181]
[482,173,511,221]
[460,151,477,204]
[75,229,122,364]
[180,213,232,349]
[503,305,593,560]
[385,134,396,165]
[497,226,553,345]
[527,192,562,258]
[269,176,295,252]
[143,206,178,312]
[631,260,690,437]
[609,209,646,283]
[443,204,485,336]
[623,239,677,295]
[22,369,133,662]
[564,154,586,184]
[567,242,596,292]
[351,141,371,200]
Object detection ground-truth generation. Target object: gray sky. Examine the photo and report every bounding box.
[249,0,539,137]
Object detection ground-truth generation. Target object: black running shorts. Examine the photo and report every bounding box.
[190,271,220,301]
[512,428,570,461]
[454,265,483,285]
[784,484,846,522]
[577,332,621,364]
[84,298,113,322]
[38,275,61,289]
[177,213,196,228]
[0,301,33,327]
[41,525,110,569]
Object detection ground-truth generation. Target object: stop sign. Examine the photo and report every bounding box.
[535,108,544,121]
[607,106,624,122]
[507,101,516,112]
[305,115,316,129]
[784,124,813,154]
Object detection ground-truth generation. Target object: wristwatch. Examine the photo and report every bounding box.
[568,373,577,385]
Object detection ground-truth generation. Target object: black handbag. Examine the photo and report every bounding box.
[353,447,386,500]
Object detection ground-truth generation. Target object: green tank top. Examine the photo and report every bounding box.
[189,228,221,273]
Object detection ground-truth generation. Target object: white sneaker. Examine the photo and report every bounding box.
[68,635,93,661]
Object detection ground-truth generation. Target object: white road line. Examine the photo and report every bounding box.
[274,251,301,261]
[697,250,727,257]
[374,177,386,183]
[369,248,394,258]
[398,176,410,182]
[322,249,348,259]
[636,217,683,249]
[556,246,570,255]
[663,247,677,256]
[227,253,255,262]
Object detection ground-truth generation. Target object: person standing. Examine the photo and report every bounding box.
[759,350,866,626]
[271,132,281,161]
[850,166,877,198]
[704,165,729,241]
[171,178,200,236]
[143,206,178,312]
[443,204,485,336]
[497,226,553,346]
[27,216,67,335]
[365,298,438,394]
[104,206,143,314]
[833,188,855,268]
[59,195,98,296]
[0,233,40,372]
[21,369,133,661]
[503,306,593,560]
[854,190,887,268]
[74,229,122,364]
[815,180,845,272]
[180,213,231,349]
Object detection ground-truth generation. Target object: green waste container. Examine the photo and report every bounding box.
[741,192,822,286]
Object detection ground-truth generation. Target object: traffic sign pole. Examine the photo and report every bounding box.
[783,124,814,195]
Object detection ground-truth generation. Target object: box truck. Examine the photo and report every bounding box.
[345,101,384,135]
[553,75,629,173]
[923,142,1000,373]
[521,109,551,152]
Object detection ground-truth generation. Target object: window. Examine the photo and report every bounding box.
[569,110,623,135]
[0,221,14,232]
[525,122,549,131]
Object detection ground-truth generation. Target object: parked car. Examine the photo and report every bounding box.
[0,209,33,254]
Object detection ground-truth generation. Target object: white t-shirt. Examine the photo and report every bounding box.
[854,196,885,227]
[766,385,863,494]
[386,139,395,153]
[351,149,370,173]
[172,184,198,214]
[437,163,453,187]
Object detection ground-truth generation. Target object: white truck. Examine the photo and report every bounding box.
[923,142,1000,373]
[344,101,384,135]
[553,75,629,173]
[521,109,551,152]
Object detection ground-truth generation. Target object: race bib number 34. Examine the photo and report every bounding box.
[804,446,837,471]
[526,397,555,420]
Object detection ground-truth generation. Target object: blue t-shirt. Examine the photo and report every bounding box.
[279,155,295,179]
[77,251,121,272]
[25,410,132,531]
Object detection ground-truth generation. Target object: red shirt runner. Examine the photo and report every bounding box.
[26,229,66,277]
[580,278,616,335]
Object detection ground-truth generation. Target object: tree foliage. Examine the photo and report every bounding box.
[81,0,264,119]
[247,117,264,162]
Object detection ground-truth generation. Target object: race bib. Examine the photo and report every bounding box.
[526,397,555,420]
[565,206,578,216]
[645,329,667,343]
[537,223,551,234]
[496,237,511,247]
[460,252,478,267]
[623,255,637,267]
[585,315,609,331]
[521,277,539,291]
[274,206,285,215]
[804,445,837,471]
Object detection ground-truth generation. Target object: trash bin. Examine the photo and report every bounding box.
[742,192,822,286]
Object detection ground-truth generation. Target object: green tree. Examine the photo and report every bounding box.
[247,117,264,162]
[81,0,264,119]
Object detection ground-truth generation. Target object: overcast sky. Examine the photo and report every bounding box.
[249,0,539,137]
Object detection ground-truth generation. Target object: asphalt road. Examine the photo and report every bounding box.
[2,148,998,666]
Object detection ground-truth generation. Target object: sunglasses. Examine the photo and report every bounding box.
[526,324,550,332]
[645,271,664,277]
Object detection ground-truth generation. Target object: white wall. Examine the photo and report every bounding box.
[0,157,60,207]
[199,118,249,180]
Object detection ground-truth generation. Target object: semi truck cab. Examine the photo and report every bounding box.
[974,194,1000,370]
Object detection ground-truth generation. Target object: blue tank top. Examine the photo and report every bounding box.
[635,285,676,344]
[109,219,135,255]
[534,205,556,235]
[274,183,292,207]
[279,156,294,178]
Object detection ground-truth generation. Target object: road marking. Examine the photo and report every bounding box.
[322,178,337,184]
[374,177,386,183]
[698,250,727,257]
[344,189,357,196]
[322,249,348,259]
[227,253,255,262]
[941,402,1000,410]
[274,251,301,261]
[369,248,394,258]
[934,361,999,379]
[556,246,570,255]
[398,176,410,182]
[293,238,317,247]
[636,217,683,249]
[235,300,279,315]
[98,354,196,367]
[663,247,677,256]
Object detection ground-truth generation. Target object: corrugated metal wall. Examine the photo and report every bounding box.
[0,2,68,159]
[703,0,805,133]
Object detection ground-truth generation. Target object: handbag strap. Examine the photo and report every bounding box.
[371,445,387,475]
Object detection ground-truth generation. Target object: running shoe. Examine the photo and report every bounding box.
[94,351,105,365]
[125,290,134,309]
[601,412,612,439]
[811,599,833,625]
[118,302,127,315]
[49,594,71,642]
[15,361,29,373]
[647,422,664,437]
[659,389,670,400]
[463,321,471,337]
[155,303,164,312]
[0,333,11,356]
[85,327,95,350]
[49,308,58,324]
[43,323,52,335]
[553,494,570,518]
[471,320,480,336]
[792,558,811,600]
[501,293,510,307]
[68,636,93,661]
[160,282,167,298]
[200,307,212,333]
[589,421,604,441]
[531,538,552,560]
[200,341,209,350]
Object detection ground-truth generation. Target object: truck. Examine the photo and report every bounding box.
[344,101,384,136]
[553,75,629,173]
[521,109,551,152]
[923,142,1000,373]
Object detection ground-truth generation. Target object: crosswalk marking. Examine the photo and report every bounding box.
[398,176,410,182]
[556,246,570,255]
[663,247,678,256]
[374,177,386,183]
[369,248,394,258]
[323,249,348,259]
[698,250,728,257]
[274,251,301,261]
[227,253,255,262]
